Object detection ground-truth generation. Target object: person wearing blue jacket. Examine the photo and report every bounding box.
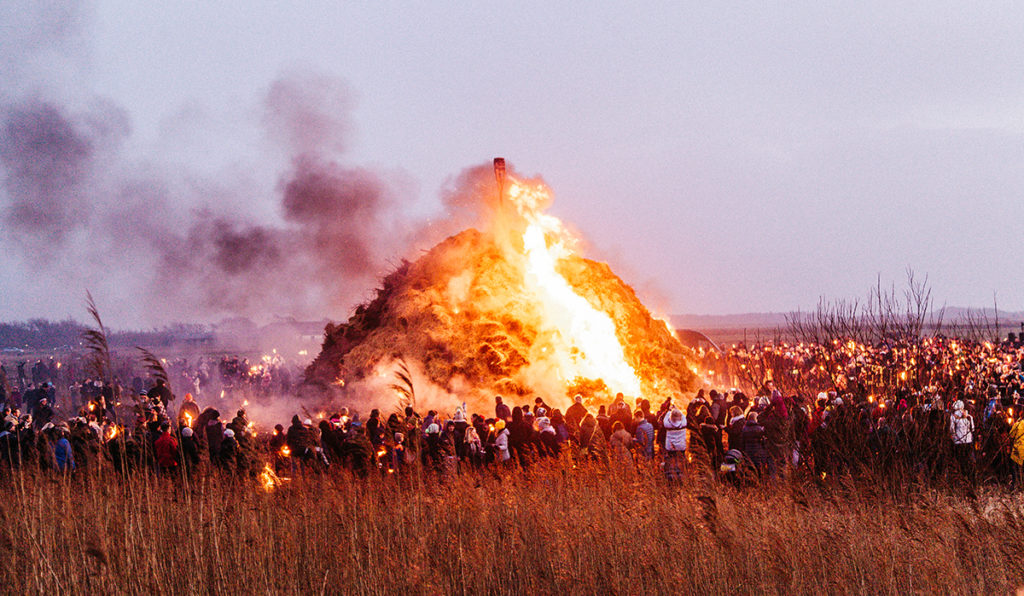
[53,428,75,473]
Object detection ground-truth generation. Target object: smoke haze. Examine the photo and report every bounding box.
[0,2,431,327]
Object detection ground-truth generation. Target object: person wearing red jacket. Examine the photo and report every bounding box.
[154,421,179,473]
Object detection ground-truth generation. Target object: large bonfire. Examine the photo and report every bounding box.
[305,161,697,411]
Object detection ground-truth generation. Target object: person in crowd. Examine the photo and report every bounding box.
[741,412,770,477]
[180,426,200,472]
[633,410,654,460]
[495,396,511,422]
[579,414,606,461]
[52,424,75,474]
[608,421,633,463]
[950,400,976,481]
[565,394,588,430]
[662,407,687,481]
[219,428,239,472]
[493,420,510,465]
[178,393,200,429]
[147,378,174,408]
[205,410,224,464]
[154,421,179,474]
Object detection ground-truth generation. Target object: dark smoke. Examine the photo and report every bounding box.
[0,102,94,251]
[140,73,403,320]
[0,3,458,326]
[1,65,409,323]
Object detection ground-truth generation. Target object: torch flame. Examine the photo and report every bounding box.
[258,464,285,492]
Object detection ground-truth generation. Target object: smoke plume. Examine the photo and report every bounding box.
[0,2,415,325]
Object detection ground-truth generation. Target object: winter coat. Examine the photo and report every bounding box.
[741,421,770,466]
[565,403,588,428]
[154,432,179,469]
[495,429,510,462]
[181,434,200,467]
[699,421,724,462]
[1009,420,1024,466]
[205,420,224,456]
[633,420,654,458]
[950,411,975,445]
[662,411,687,452]
[53,437,75,472]
[609,429,633,454]
[218,436,238,470]
[726,415,746,451]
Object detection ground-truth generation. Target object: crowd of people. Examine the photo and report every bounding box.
[0,333,1023,488]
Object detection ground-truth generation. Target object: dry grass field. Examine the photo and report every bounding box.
[1,459,1022,595]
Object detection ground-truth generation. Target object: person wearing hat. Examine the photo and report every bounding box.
[179,426,201,472]
[493,419,510,464]
[218,428,239,472]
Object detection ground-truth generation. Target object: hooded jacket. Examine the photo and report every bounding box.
[662,410,687,452]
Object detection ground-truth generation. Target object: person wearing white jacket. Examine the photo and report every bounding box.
[662,407,687,481]
[950,400,975,481]
[494,420,511,464]
[663,408,688,452]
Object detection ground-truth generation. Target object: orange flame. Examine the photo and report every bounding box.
[507,180,642,397]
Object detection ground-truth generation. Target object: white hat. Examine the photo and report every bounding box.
[953,400,965,411]
[223,428,235,438]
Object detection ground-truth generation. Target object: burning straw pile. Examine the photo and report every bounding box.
[305,163,696,410]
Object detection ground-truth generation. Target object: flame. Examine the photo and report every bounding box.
[509,180,642,397]
[280,445,291,457]
[258,464,285,492]
[184,413,193,428]
[106,425,118,440]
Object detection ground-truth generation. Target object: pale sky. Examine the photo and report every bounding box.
[2,2,1023,327]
